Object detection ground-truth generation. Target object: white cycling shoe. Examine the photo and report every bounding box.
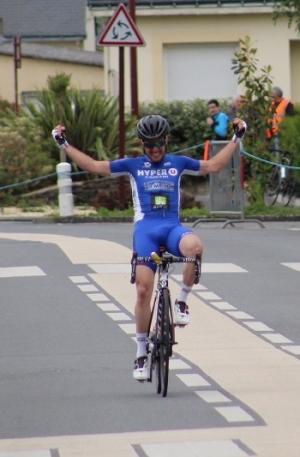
[174,300,190,326]
[133,356,148,381]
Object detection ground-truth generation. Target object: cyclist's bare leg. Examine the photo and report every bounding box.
[179,233,203,287]
[135,264,155,333]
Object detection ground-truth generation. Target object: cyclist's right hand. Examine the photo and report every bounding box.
[52,125,69,149]
[232,118,247,143]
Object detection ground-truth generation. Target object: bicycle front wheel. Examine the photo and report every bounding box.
[160,288,171,397]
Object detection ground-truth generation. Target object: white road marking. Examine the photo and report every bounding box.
[195,390,231,403]
[226,311,254,320]
[281,345,300,355]
[0,266,46,278]
[69,275,89,283]
[96,303,120,311]
[261,333,293,344]
[172,275,207,290]
[215,406,255,422]
[77,284,98,292]
[281,262,300,271]
[169,359,191,370]
[118,323,136,334]
[192,284,208,290]
[202,263,248,273]
[140,440,251,456]
[176,373,210,387]
[243,321,274,332]
[88,263,248,274]
[210,301,236,310]
[88,263,130,273]
[0,451,52,457]
[106,312,132,321]
[86,293,109,302]
[196,291,221,300]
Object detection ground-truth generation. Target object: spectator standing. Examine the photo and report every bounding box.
[206,99,229,140]
[267,86,295,139]
[226,95,243,122]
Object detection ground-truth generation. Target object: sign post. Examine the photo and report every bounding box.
[97,3,145,210]
[13,36,21,115]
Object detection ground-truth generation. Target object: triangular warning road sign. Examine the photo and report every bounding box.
[97,3,145,47]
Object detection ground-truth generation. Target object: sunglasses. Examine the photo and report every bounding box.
[143,140,166,149]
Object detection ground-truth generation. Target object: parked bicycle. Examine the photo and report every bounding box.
[264,148,296,207]
[130,249,201,397]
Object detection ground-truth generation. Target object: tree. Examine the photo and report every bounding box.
[273,0,300,35]
[231,36,274,200]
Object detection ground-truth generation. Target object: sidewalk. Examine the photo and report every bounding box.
[1,206,300,223]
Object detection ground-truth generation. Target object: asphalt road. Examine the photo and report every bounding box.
[0,220,300,457]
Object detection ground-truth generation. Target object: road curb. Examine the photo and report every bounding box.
[1,215,300,223]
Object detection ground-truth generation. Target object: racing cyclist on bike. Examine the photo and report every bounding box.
[52,115,246,381]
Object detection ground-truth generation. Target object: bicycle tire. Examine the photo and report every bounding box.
[155,295,162,394]
[264,167,280,206]
[281,168,296,207]
[160,288,171,397]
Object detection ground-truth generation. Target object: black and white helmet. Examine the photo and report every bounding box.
[136,115,170,140]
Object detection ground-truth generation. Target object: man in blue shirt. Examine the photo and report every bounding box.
[206,99,229,140]
[52,115,246,381]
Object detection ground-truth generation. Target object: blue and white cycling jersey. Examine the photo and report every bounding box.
[110,154,200,222]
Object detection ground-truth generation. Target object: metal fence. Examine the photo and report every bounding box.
[209,141,242,216]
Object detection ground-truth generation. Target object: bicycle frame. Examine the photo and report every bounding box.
[130,249,201,397]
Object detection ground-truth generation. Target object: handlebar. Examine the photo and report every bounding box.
[130,251,201,284]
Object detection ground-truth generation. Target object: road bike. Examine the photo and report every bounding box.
[264,148,296,207]
[130,249,201,397]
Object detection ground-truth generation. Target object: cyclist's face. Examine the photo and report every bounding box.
[142,137,167,162]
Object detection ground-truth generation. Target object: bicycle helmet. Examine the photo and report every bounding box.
[136,115,170,140]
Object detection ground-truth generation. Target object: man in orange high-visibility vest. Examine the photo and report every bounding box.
[267,86,295,139]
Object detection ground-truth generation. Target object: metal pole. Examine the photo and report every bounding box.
[119,46,125,211]
[129,0,139,118]
[13,36,21,115]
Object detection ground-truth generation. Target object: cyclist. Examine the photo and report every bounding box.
[52,115,247,381]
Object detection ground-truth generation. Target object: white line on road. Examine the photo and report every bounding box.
[0,266,46,278]
[215,406,255,423]
[281,262,300,271]
[86,293,110,302]
[77,284,99,292]
[140,439,252,456]
[281,345,300,355]
[226,311,255,320]
[97,303,120,311]
[261,333,293,344]
[176,373,210,387]
[69,275,89,283]
[195,390,231,403]
[196,291,222,300]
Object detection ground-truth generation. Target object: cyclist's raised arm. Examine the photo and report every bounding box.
[199,118,247,176]
[52,125,111,176]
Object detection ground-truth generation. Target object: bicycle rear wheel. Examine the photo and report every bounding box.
[280,169,296,207]
[160,288,171,397]
[264,167,280,206]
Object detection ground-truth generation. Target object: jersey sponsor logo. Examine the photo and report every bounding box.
[143,162,151,167]
[163,161,171,166]
[144,181,174,191]
[169,168,178,176]
[137,169,168,177]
